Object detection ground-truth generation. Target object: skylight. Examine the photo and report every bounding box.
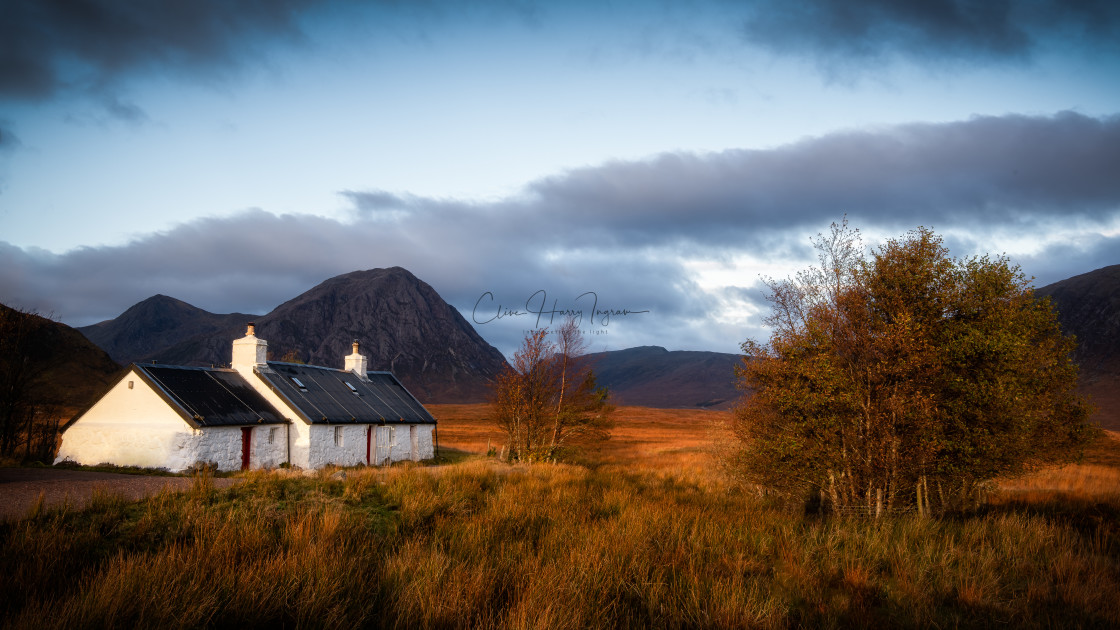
[290,376,307,391]
[345,382,360,396]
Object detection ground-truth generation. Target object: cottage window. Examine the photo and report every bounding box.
[389,426,397,446]
[269,428,277,444]
[334,426,343,446]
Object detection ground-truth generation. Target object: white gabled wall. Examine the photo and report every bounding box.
[56,370,196,470]
[55,369,290,472]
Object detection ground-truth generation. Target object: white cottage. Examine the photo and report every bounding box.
[56,325,437,471]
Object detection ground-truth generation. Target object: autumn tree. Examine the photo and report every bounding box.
[491,319,614,461]
[731,221,1094,516]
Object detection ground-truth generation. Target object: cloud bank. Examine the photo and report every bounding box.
[2,111,1117,355]
[742,0,1120,72]
[0,0,324,100]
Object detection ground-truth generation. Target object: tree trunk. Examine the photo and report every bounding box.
[916,476,926,518]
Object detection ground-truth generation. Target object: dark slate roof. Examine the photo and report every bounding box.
[135,364,288,428]
[258,362,437,424]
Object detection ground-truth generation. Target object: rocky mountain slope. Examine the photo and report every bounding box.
[1037,265,1120,430]
[79,268,509,403]
[587,346,741,410]
[253,268,509,402]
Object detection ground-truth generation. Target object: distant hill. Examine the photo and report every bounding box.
[588,346,741,410]
[1,303,121,411]
[1036,265,1120,431]
[79,295,257,365]
[78,268,509,403]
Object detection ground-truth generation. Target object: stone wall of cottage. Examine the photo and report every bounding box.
[55,370,289,472]
[304,423,434,469]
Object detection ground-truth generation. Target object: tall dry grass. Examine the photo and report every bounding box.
[2,407,1119,628]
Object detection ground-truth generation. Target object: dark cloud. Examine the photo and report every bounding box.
[527,111,1120,245]
[741,0,1120,71]
[1,112,1117,354]
[0,0,326,101]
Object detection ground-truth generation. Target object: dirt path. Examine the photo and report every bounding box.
[0,468,240,522]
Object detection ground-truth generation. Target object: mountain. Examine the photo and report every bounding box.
[1036,265,1120,431]
[79,268,509,403]
[78,295,258,365]
[1,303,121,411]
[253,268,508,402]
[588,346,741,410]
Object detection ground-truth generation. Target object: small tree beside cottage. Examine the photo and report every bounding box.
[491,319,614,461]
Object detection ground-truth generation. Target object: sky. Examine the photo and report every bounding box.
[1,0,1119,357]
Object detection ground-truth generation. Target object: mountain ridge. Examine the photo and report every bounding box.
[78,294,258,365]
[78,268,509,403]
[587,345,741,410]
[71,264,1120,417]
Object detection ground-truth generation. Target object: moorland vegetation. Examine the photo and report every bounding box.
[1,407,1118,628]
[732,222,1095,516]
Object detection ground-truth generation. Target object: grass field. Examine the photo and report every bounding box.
[429,404,721,472]
[2,405,1118,628]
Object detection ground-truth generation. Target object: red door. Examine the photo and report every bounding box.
[241,427,252,470]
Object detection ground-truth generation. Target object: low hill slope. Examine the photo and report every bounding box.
[588,346,741,409]
[1037,265,1120,430]
[2,303,121,411]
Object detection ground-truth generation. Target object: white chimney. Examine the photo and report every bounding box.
[232,322,268,377]
[345,340,369,380]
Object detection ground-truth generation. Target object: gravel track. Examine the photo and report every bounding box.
[0,468,240,521]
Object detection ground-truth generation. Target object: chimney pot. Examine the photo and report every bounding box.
[345,339,369,380]
[232,322,267,373]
